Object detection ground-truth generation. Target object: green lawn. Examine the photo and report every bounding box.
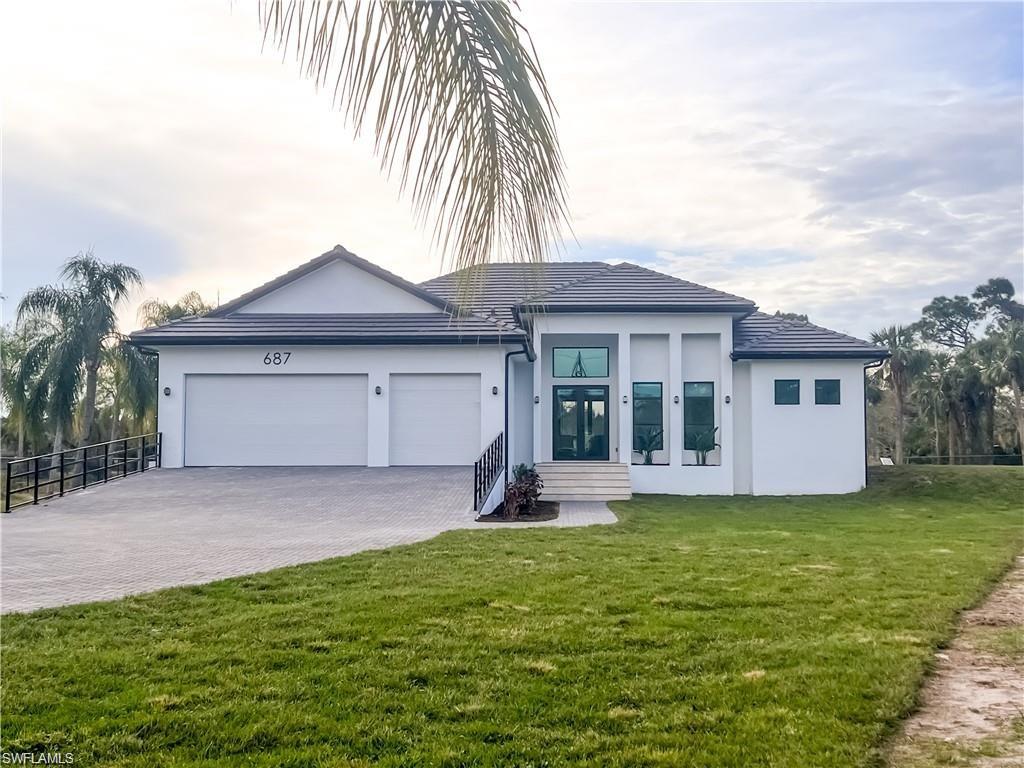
[2,467,1021,767]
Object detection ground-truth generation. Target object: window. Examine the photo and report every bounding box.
[683,381,715,450]
[553,347,609,378]
[774,379,800,405]
[815,379,841,405]
[632,383,663,451]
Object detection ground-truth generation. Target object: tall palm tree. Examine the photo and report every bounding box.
[138,291,212,327]
[982,320,1024,451]
[914,351,953,461]
[18,252,143,447]
[259,1,568,273]
[1,324,47,457]
[871,325,927,464]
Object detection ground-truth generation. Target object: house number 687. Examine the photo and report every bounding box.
[263,352,291,365]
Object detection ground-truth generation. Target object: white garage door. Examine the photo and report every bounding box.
[185,374,368,466]
[389,374,481,465]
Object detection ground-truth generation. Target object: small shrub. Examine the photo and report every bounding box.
[503,463,543,520]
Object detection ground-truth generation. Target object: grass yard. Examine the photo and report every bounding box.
[1,467,1022,767]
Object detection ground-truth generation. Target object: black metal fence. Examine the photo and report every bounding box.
[473,433,504,511]
[3,433,162,512]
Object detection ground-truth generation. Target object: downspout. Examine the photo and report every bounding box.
[864,359,884,487]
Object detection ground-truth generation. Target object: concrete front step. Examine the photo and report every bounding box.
[537,462,632,501]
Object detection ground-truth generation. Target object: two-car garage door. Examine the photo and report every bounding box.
[183,373,480,467]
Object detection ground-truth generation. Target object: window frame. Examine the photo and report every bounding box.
[814,378,841,405]
[632,382,664,451]
[552,346,610,379]
[683,381,715,451]
[774,379,800,405]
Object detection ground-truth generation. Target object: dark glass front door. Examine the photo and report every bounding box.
[553,386,609,460]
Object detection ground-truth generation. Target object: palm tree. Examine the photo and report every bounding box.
[138,291,212,327]
[871,325,927,464]
[99,344,158,441]
[913,351,953,461]
[982,320,1024,451]
[1,324,47,456]
[259,1,568,273]
[18,252,143,447]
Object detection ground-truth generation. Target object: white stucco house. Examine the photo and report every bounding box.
[131,245,888,510]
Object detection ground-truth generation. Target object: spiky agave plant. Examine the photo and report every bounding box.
[259,1,569,276]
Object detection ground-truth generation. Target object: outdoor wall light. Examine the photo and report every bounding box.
[162,386,171,397]
[492,385,499,395]
[673,395,680,404]
[534,395,540,404]
[375,385,382,395]
[622,395,628,404]
[724,395,732,404]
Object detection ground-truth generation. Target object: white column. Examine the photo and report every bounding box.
[532,327,544,462]
[617,332,631,464]
[668,332,683,466]
[719,325,735,491]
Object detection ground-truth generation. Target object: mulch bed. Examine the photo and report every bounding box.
[475,500,559,523]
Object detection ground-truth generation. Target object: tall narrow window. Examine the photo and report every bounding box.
[632,383,664,451]
[774,379,800,405]
[815,379,841,405]
[683,382,715,450]
[553,347,609,378]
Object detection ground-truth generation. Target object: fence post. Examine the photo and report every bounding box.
[4,462,12,513]
[59,451,65,497]
[103,443,109,483]
[122,439,129,475]
[33,458,40,505]
[141,435,147,472]
[157,433,162,468]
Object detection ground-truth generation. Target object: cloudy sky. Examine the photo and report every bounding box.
[2,1,1021,337]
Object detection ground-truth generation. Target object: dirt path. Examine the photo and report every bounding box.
[888,555,1024,767]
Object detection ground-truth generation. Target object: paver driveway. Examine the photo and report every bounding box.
[1,467,615,613]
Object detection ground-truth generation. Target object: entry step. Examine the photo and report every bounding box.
[536,462,632,502]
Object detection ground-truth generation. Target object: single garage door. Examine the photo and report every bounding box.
[389,374,481,465]
[185,374,368,466]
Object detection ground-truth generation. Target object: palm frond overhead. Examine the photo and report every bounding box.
[260,1,569,272]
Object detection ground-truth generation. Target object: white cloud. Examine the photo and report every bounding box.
[2,1,1021,338]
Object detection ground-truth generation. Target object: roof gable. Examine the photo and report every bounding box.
[210,246,455,317]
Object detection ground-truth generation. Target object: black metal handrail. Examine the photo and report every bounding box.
[473,433,504,511]
[3,433,161,513]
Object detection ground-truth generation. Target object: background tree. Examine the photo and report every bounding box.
[973,278,1024,325]
[870,325,927,464]
[138,291,212,327]
[259,1,568,273]
[916,295,979,349]
[17,251,142,446]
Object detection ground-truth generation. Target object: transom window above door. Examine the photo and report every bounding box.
[553,347,609,378]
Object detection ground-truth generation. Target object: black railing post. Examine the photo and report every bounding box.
[103,443,109,483]
[157,433,163,468]
[32,458,40,505]
[59,451,65,497]
[4,462,12,513]
[122,439,129,476]
[141,435,147,472]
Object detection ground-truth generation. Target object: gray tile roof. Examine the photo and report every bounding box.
[518,262,756,312]
[131,313,523,345]
[732,312,887,360]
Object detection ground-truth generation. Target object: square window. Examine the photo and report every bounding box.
[775,379,800,405]
[815,379,841,405]
[553,347,609,378]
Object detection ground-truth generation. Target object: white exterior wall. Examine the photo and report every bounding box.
[510,357,535,467]
[155,344,511,468]
[748,359,867,495]
[237,260,438,314]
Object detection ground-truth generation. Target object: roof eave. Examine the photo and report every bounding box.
[730,350,891,361]
[127,333,526,347]
[517,303,757,314]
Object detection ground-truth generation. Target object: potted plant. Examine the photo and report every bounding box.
[503,463,544,520]
[632,427,664,465]
[693,426,720,466]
